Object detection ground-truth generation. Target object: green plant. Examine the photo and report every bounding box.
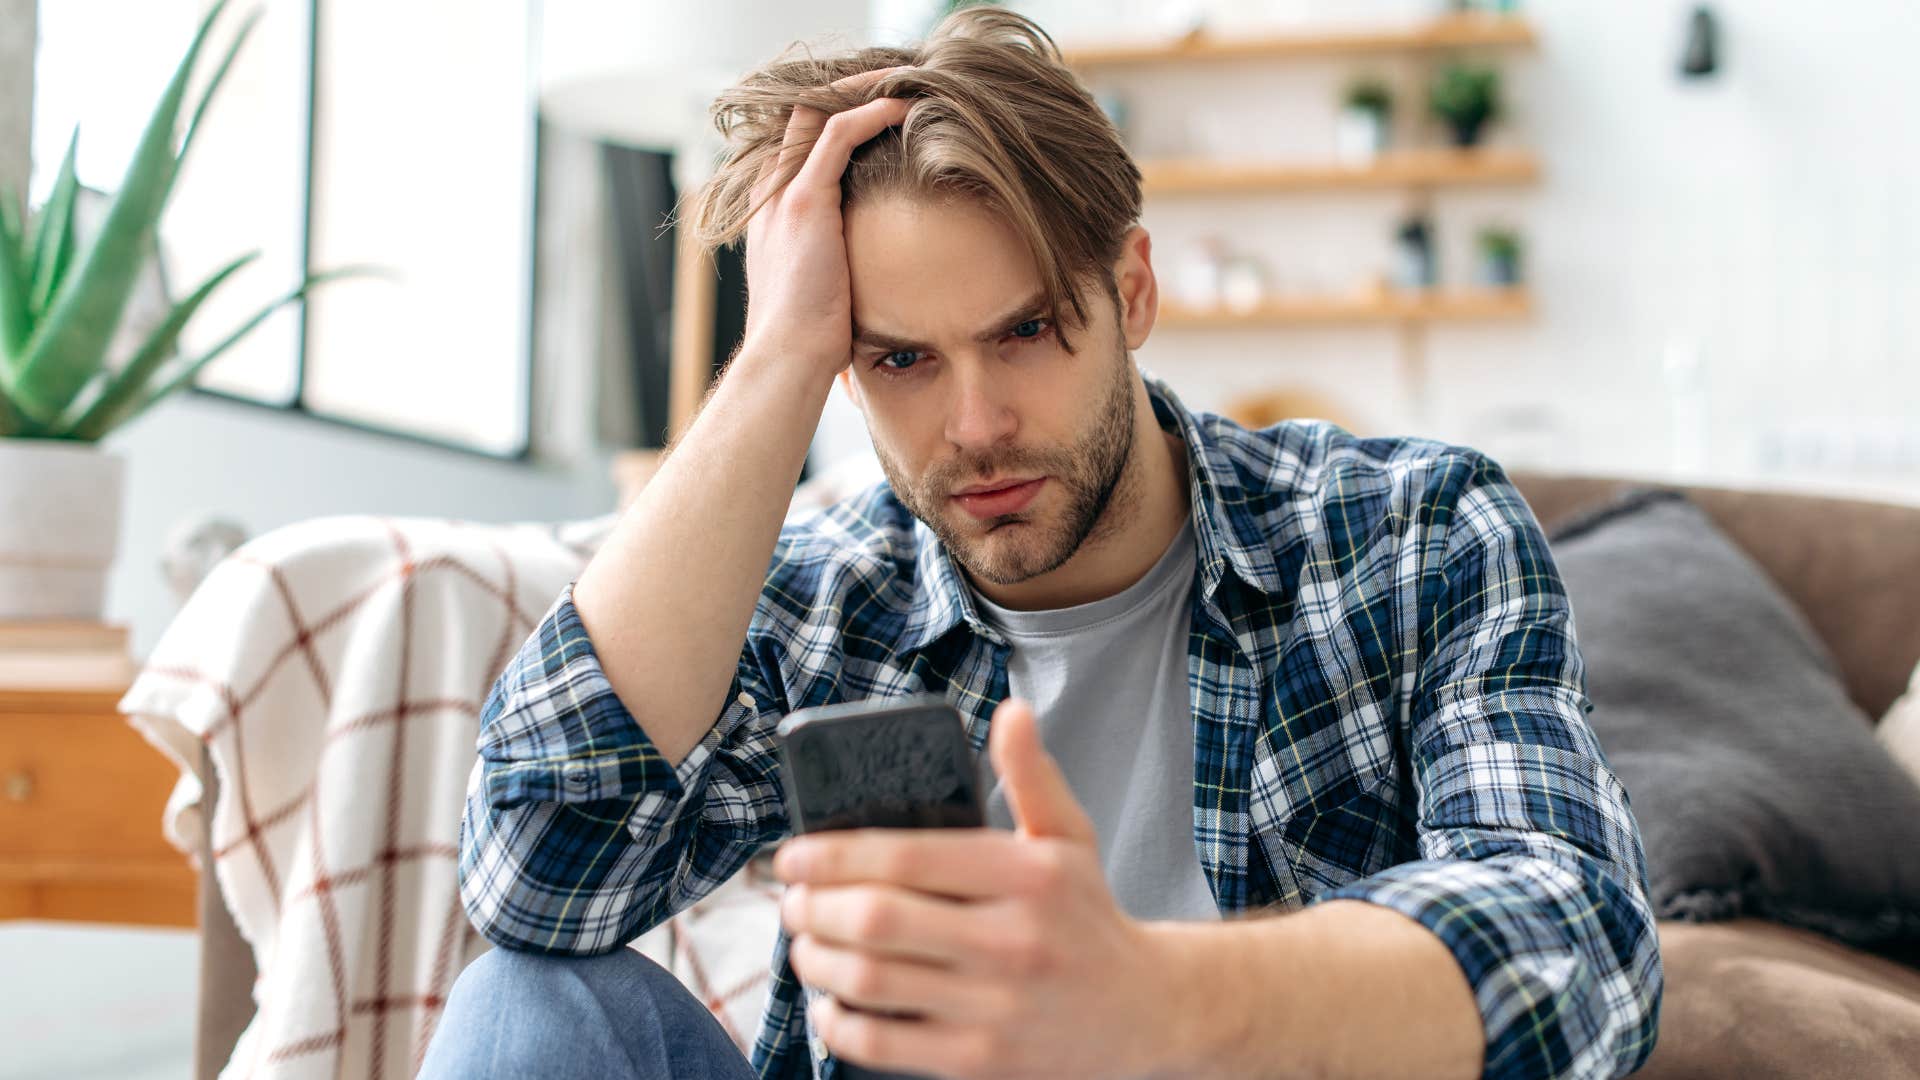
[1343,78,1394,117]
[1477,227,1521,260]
[1428,63,1502,144]
[0,0,361,443]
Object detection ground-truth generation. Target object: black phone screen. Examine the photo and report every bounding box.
[777,695,985,834]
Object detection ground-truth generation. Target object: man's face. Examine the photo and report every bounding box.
[839,195,1138,589]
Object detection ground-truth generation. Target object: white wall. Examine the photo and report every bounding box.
[812,0,1920,506]
[101,398,616,659]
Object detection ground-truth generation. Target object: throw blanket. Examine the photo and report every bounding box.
[121,457,880,1080]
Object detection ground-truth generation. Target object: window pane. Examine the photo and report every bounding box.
[171,0,308,405]
[301,0,536,455]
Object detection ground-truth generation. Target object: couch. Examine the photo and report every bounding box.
[181,469,1920,1079]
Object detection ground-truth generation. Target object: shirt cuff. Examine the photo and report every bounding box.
[478,583,762,818]
[1317,855,1653,1080]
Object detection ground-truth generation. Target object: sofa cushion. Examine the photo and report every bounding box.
[1635,918,1920,1079]
[1547,488,1920,955]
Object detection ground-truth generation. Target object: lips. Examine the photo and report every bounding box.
[951,477,1045,518]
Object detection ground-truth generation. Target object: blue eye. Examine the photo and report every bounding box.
[878,351,923,372]
[1011,318,1048,340]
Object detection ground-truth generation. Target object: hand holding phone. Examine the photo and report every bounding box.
[775,694,984,1080]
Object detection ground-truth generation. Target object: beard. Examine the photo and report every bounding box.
[873,344,1139,588]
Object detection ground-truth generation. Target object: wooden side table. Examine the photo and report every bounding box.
[0,684,196,927]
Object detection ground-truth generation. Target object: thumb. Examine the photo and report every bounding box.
[989,698,1096,847]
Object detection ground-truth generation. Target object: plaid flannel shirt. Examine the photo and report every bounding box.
[459,374,1663,1079]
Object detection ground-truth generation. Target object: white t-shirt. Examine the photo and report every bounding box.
[970,517,1219,922]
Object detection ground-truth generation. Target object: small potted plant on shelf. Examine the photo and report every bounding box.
[1335,77,1394,164]
[1429,63,1503,148]
[0,0,357,620]
[1476,226,1523,286]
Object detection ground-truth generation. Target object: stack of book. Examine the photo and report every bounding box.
[0,620,136,691]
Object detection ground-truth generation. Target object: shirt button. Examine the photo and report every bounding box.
[736,691,755,709]
[810,1032,828,1061]
[563,768,590,787]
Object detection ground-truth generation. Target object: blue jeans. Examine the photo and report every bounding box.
[417,946,759,1080]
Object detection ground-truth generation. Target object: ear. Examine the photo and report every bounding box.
[1111,225,1157,351]
[836,367,864,412]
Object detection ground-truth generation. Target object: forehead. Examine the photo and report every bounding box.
[843,194,1045,339]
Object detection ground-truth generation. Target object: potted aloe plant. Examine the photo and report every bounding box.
[0,1,352,619]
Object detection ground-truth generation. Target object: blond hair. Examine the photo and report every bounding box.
[692,7,1143,342]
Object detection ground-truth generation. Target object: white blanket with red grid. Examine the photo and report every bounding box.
[118,460,881,1079]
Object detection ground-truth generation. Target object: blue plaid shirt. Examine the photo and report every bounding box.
[460,375,1662,1079]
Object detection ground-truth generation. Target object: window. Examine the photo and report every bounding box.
[31,0,538,457]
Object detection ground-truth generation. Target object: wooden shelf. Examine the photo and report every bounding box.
[1158,289,1532,327]
[1140,149,1539,194]
[1064,14,1537,68]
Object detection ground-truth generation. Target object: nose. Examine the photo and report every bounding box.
[943,357,1017,453]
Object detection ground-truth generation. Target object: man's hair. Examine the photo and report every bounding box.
[692,6,1143,340]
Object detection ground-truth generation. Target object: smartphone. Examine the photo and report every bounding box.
[776,695,986,1080]
[776,693,986,834]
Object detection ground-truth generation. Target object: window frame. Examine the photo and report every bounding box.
[188,0,541,463]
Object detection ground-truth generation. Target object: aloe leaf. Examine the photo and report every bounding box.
[7,0,234,424]
[0,370,24,436]
[28,129,81,316]
[176,7,263,171]
[55,250,257,441]
[0,187,30,361]
[86,266,372,439]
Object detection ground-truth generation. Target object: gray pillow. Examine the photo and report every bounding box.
[1547,488,1920,956]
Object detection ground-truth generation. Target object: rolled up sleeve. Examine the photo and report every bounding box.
[458,583,788,955]
[1321,454,1663,1079]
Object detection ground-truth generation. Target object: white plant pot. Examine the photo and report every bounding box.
[0,440,126,620]
[1334,107,1387,165]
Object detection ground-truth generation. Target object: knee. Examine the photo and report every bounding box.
[423,946,680,1078]
[448,945,679,1016]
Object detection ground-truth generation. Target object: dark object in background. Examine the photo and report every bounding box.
[599,145,751,454]
[1393,215,1436,289]
[600,144,677,450]
[1681,5,1720,79]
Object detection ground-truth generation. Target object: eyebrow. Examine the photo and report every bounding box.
[852,291,1050,354]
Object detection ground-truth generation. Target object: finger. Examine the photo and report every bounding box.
[989,699,1098,845]
[790,933,1006,1022]
[792,96,912,194]
[811,994,996,1077]
[774,828,1050,896]
[758,65,912,200]
[783,883,981,965]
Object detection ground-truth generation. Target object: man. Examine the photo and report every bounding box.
[424,8,1661,1079]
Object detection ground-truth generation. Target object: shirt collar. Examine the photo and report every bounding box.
[897,373,1287,655]
[1149,373,1290,602]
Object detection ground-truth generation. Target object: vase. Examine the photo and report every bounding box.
[1478,252,1520,287]
[1334,106,1388,164]
[0,439,126,619]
